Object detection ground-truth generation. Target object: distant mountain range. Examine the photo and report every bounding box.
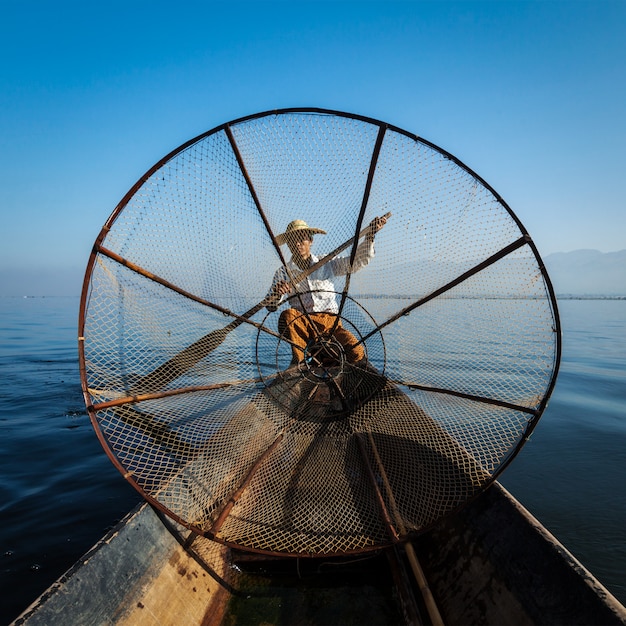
[543,249,626,296]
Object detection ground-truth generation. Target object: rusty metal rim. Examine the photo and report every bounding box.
[77,108,562,557]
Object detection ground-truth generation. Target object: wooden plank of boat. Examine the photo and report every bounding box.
[413,483,626,626]
[14,482,626,626]
[12,503,231,626]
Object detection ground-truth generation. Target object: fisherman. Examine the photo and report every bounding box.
[266,215,387,365]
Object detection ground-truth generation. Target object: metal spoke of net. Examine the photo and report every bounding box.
[79,108,561,556]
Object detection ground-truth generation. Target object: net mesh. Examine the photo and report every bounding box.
[79,109,560,556]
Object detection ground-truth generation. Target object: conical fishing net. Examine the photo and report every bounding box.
[79,109,561,556]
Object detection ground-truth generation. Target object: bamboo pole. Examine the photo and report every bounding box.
[363,431,445,626]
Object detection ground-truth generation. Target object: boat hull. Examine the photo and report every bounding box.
[14,483,626,626]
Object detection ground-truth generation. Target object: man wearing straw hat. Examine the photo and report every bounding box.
[266,215,387,365]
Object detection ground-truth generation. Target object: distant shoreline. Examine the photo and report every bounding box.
[555,294,626,300]
[2,294,625,301]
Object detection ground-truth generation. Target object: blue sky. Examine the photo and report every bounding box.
[1,0,624,295]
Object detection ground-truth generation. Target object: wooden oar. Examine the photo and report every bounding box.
[132,213,391,392]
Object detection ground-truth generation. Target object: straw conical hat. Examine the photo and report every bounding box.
[275,219,326,245]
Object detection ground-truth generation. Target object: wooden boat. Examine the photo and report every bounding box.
[14,480,626,626]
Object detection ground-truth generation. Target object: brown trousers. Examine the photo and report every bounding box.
[278,308,365,364]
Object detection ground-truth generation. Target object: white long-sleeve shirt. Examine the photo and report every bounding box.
[267,239,375,314]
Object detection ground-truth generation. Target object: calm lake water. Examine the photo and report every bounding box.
[1,296,625,622]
